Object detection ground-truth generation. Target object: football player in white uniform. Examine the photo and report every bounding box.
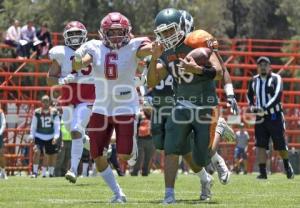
[73,12,152,203]
[47,21,95,183]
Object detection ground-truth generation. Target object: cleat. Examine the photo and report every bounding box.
[30,173,38,178]
[256,174,267,179]
[217,117,236,142]
[286,164,294,179]
[162,195,176,204]
[200,174,213,201]
[212,156,230,185]
[65,170,77,184]
[110,194,127,203]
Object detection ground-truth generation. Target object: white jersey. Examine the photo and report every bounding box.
[76,38,149,116]
[49,45,94,84]
[49,45,95,105]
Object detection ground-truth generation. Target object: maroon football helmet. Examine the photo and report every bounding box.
[99,12,132,49]
[63,21,87,47]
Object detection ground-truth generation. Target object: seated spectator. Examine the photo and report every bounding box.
[4,19,22,58]
[36,22,52,59]
[20,20,39,58]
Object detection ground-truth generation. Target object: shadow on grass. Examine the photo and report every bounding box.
[133,199,219,205]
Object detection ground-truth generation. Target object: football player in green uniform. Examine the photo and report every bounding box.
[148,8,236,203]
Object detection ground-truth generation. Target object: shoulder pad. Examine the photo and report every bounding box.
[34,108,42,115]
[49,45,66,61]
[184,30,215,49]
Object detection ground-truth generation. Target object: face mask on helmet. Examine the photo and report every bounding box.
[100,12,132,49]
[63,22,87,47]
[154,9,185,51]
[63,29,87,47]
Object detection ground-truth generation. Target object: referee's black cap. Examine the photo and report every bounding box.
[257,56,271,64]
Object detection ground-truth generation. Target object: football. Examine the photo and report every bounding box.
[185,47,212,66]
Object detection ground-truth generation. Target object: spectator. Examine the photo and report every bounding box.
[55,120,72,177]
[28,95,60,178]
[0,107,7,179]
[130,107,155,176]
[20,20,39,58]
[233,123,249,174]
[247,56,294,179]
[4,19,22,57]
[36,22,52,59]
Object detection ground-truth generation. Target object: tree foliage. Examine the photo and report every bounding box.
[0,0,298,39]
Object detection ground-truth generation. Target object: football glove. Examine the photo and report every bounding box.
[58,74,76,85]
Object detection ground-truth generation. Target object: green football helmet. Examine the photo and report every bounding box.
[154,8,185,50]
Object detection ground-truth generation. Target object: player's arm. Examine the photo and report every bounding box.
[47,60,61,86]
[47,60,75,86]
[214,50,238,114]
[178,51,223,80]
[72,41,94,71]
[136,42,153,59]
[147,42,168,88]
[147,58,168,88]
[29,113,37,142]
[246,79,255,107]
[72,53,93,71]
[209,52,223,80]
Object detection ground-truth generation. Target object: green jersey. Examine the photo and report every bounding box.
[151,74,174,107]
[35,108,58,135]
[159,37,218,107]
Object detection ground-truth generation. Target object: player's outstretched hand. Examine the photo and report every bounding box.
[151,41,164,58]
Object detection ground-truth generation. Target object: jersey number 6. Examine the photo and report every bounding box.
[104,53,118,80]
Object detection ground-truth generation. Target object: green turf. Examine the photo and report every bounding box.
[0,173,299,208]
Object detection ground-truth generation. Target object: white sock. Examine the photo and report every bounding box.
[71,138,84,175]
[48,167,54,176]
[196,168,211,182]
[211,152,222,165]
[82,163,89,177]
[33,164,39,174]
[100,166,122,195]
[42,166,47,176]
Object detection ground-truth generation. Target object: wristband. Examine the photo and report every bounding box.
[202,66,216,79]
[224,83,234,96]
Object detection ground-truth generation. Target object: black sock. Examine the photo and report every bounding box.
[283,159,290,171]
[259,163,267,176]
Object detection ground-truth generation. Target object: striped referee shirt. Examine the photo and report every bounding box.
[247,72,283,115]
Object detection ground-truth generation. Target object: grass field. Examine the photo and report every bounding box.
[0,173,299,208]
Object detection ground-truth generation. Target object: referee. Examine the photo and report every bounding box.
[247,56,294,179]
